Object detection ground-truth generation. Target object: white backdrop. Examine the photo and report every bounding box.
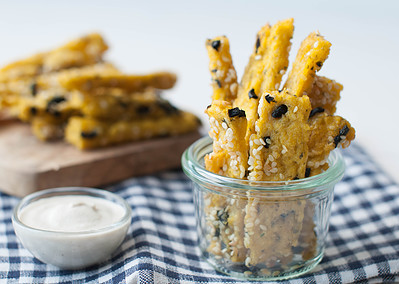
[1,0,398,181]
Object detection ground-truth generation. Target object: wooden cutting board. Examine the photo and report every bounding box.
[0,120,201,197]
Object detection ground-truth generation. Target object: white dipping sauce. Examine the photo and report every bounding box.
[13,189,132,269]
[19,195,125,232]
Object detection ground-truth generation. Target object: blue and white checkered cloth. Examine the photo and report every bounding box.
[0,143,398,283]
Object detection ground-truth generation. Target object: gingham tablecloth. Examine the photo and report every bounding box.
[0,142,398,283]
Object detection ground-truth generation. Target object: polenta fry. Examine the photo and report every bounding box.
[307,75,343,115]
[307,112,355,176]
[284,32,331,97]
[0,33,108,81]
[235,19,294,140]
[59,72,177,93]
[205,36,238,103]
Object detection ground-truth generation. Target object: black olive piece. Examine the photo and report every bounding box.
[157,100,179,115]
[214,227,220,237]
[309,107,325,118]
[305,168,311,178]
[214,79,222,88]
[30,107,37,116]
[316,61,323,68]
[228,107,246,118]
[340,125,350,136]
[30,82,38,96]
[292,246,304,254]
[263,136,271,148]
[217,209,229,226]
[46,96,66,116]
[333,125,350,147]
[81,131,98,139]
[211,40,221,51]
[255,36,261,53]
[47,96,67,105]
[137,105,150,114]
[211,69,217,73]
[265,94,276,103]
[271,104,288,118]
[248,88,258,99]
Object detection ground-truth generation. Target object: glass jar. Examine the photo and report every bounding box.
[182,137,345,281]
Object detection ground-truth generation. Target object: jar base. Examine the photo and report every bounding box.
[203,250,324,281]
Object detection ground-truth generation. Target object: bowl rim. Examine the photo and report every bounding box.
[12,187,132,236]
[182,136,346,193]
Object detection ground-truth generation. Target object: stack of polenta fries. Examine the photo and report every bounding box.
[0,34,200,149]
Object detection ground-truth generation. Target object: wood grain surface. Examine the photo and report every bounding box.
[0,121,201,197]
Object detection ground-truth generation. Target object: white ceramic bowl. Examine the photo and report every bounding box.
[12,187,132,270]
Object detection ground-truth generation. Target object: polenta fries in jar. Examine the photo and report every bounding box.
[182,18,355,280]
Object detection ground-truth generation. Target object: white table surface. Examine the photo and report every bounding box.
[1,0,398,183]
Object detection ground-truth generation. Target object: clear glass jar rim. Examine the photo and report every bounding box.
[12,187,132,236]
[182,136,346,192]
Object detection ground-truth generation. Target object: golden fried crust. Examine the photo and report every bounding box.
[284,32,331,97]
[59,72,177,93]
[17,93,78,123]
[248,89,311,181]
[259,18,293,94]
[65,111,200,150]
[235,19,294,140]
[0,63,118,110]
[307,112,355,176]
[0,33,108,81]
[205,36,238,103]
[308,75,343,115]
[240,23,271,88]
[205,100,248,179]
[77,89,179,121]
[31,117,65,141]
[43,33,108,72]
[2,63,118,121]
